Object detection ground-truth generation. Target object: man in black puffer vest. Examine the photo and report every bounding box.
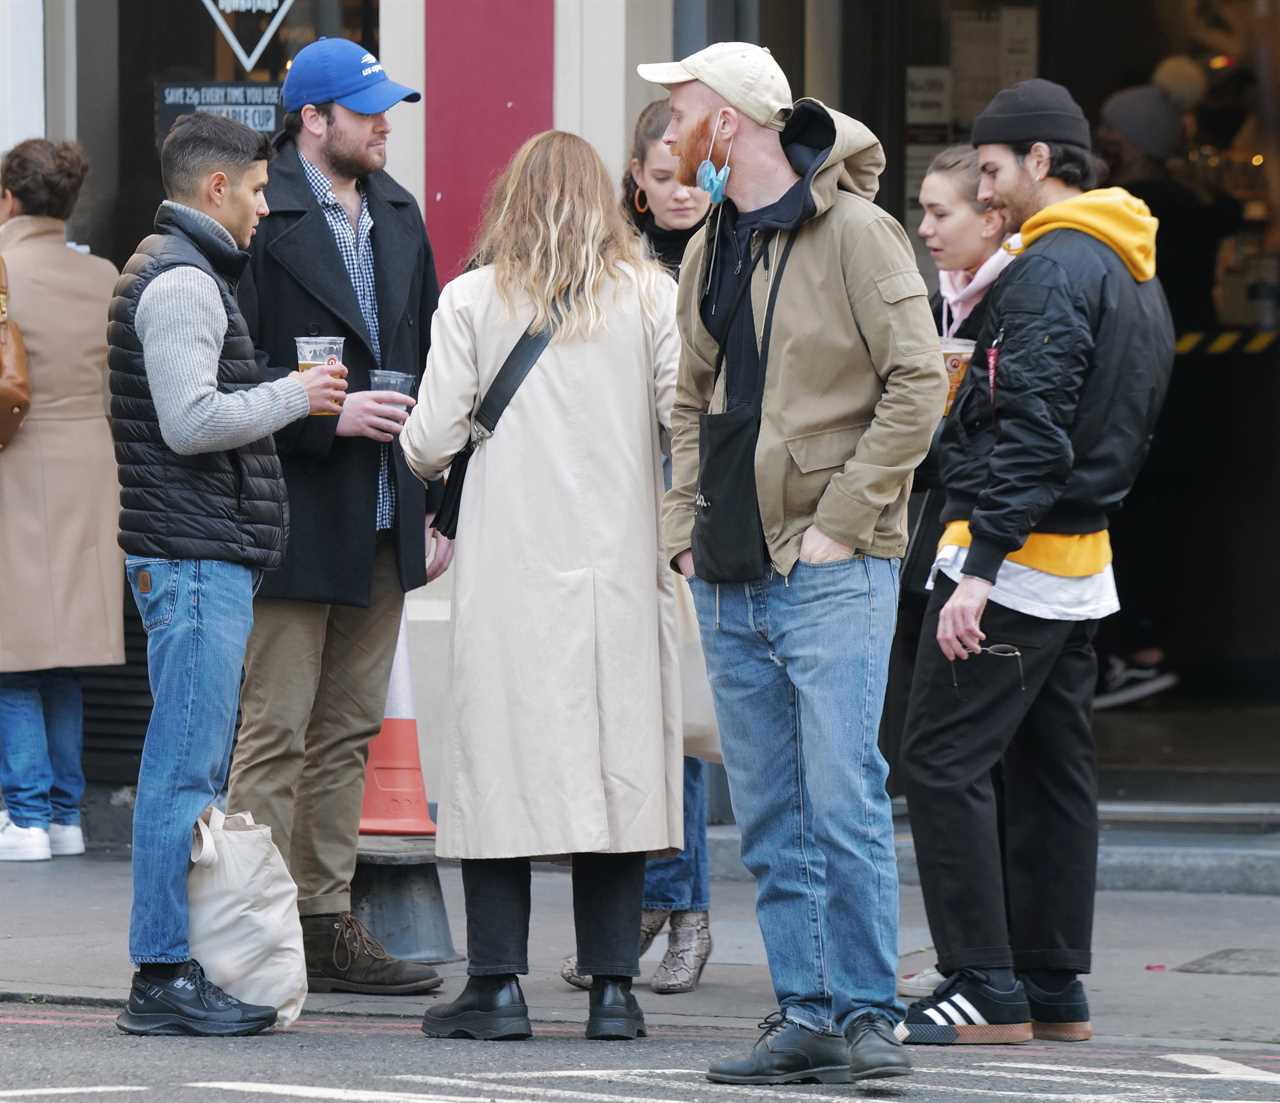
[108,114,347,1038]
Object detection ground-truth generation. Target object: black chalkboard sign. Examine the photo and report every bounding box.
[154,81,283,148]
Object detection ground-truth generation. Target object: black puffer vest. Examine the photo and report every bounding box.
[108,203,289,568]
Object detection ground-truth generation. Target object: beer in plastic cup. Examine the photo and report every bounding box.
[295,336,345,415]
[940,338,976,416]
[368,369,417,396]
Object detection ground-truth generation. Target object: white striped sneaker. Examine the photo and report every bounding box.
[895,969,1032,1045]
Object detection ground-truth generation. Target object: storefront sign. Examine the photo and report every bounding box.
[201,0,295,74]
[155,82,283,147]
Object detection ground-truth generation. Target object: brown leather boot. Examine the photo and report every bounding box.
[302,912,444,995]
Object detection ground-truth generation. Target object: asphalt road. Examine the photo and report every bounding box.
[3,1002,1280,1103]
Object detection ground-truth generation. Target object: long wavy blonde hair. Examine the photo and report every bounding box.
[468,130,665,340]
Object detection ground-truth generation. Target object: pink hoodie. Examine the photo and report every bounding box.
[937,235,1020,339]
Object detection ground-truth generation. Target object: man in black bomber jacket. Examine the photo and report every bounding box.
[896,80,1174,1047]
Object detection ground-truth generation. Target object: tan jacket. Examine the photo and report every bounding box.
[0,216,124,672]
[663,100,947,574]
[401,266,683,859]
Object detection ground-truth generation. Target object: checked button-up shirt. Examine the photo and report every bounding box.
[300,152,395,531]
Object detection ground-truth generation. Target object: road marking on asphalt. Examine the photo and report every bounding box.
[397,1071,1143,1103]
[1164,1055,1280,1082]
[984,1056,1280,1083]
[191,1087,522,1103]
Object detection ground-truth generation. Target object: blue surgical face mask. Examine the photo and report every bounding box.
[695,110,733,204]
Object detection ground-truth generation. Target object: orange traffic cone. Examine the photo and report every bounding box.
[359,610,436,835]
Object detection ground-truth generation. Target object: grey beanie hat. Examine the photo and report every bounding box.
[1101,84,1183,161]
[971,78,1091,150]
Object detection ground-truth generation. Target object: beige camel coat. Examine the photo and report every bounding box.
[401,265,683,859]
[0,216,123,672]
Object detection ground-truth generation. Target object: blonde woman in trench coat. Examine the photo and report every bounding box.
[402,130,683,1043]
[0,140,122,862]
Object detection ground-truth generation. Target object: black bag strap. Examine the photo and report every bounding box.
[712,228,800,382]
[473,321,553,439]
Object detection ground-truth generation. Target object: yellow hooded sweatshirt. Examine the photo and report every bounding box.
[939,188,1159,577]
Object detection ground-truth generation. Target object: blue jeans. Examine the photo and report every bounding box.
[689,556,902,1034]
[644,756,710,912]
[125,557,255,964]
[0,670,85,829]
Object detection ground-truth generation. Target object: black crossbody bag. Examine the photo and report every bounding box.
[692,230,798,582]
[433,321,552,539]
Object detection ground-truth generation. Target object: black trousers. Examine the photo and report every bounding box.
[460,852,647,977]
[901,573,1098,976]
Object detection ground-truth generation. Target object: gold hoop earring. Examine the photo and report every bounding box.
[634,189,648,214]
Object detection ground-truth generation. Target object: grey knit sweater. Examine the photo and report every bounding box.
[134,202,309,456]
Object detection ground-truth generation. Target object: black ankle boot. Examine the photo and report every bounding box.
[586,976,646,1040]
[421,974,531,1040]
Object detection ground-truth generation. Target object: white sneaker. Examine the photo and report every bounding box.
[0,819,52,861]
[898,965,946,999]
[49,823,85,856]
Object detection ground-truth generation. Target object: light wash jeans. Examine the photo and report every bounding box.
[125,556,255,964]
[643,756,710,912]
[0,670,85,829]
[688,556,902,1033]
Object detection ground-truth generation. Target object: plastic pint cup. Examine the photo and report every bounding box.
[295,336,346,415]
[940,338,976,416]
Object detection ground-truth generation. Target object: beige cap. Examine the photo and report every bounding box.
[637,41,793,131]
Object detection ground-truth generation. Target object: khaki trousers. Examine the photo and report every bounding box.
[228,539,404,916]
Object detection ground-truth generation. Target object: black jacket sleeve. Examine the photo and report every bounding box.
[963,255,1095,582]
[239,246,340,459]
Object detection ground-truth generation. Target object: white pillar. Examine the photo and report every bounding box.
[43,0,75,141]
[0,0,46,151]
[555,0,672,189]
[379,0,426,211]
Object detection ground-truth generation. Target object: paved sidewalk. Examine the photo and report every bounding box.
[2,849,1278,1047]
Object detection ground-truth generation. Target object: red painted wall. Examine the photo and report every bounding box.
[423,0,555,283]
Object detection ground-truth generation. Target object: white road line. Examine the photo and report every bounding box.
[395,1075,689,1103]
[1163,1054,1280,1082]
[190,1086,528,1103]
[0,1092,149,1099]
[403,1070,1151,1103]
[983,1058,1280,1083]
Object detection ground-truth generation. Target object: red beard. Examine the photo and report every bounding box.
[676,111,729,189]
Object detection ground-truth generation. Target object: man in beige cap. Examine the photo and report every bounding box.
[638,42,945,1086]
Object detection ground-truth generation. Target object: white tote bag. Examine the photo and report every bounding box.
[187,806,308,1028]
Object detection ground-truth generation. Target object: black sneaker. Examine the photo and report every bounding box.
[707,1012,851,1085]
[116,960,277,1037]
[894,969,1032,1045]
[1021,974,1093,1042]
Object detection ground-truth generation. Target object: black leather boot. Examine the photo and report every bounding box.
[586,977,646,1040]
[846,1013,912,1080]
[421,975,532,1040]
[707,1012,851,1085]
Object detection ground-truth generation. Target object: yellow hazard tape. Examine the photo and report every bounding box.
[1207,331,1242,354]
[1175,331,1278,355]
[1176,333,1203,354]
[1245,332,1278,354]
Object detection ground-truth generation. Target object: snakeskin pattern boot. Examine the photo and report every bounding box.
[559,908,671,990]
[650,910,712,995]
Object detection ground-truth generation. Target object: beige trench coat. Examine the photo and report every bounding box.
[0,216,123,672]
[401,266,683,860]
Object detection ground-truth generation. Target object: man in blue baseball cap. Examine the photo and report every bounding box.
[227,38,450,999]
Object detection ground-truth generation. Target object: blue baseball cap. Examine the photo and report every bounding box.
[283,38,420,115]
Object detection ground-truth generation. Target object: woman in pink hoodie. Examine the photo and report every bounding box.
[884,145,1014,999]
